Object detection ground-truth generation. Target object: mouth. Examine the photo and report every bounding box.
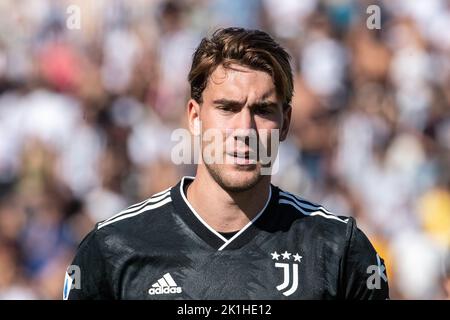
[226,151,258,165]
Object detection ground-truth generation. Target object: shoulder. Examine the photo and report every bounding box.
[277,188,350,226]
[74,187,174,259]
[276,188,357,242]
[93,186,173,235]
[275,187,381,259]
[276,186,380,249]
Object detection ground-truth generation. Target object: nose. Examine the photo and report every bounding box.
[232,107,257,146]
[235,107,255,131]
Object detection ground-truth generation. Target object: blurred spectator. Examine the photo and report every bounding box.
[0,242,37,299]
[444,252,450,300]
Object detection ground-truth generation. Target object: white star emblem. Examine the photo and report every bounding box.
[293,253,302,262]
[271,251,280,260]
[281,251,291,260]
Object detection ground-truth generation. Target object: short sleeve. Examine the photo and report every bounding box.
[341,218,389,300]
[64,228,114,300]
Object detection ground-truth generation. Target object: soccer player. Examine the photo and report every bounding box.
[64,27,389,300]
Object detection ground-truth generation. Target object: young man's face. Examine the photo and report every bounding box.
[188,63,291,192]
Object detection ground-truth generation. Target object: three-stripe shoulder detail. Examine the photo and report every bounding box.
[278,190,349,224]
[97,189,172,229]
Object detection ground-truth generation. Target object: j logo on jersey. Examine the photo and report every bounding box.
[271,251,302,296]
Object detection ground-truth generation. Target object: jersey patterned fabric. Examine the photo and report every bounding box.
[65,176,389,300]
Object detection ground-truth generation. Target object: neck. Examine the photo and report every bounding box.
[186,167,271,233]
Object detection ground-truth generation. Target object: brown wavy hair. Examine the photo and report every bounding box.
[188,27,293,108]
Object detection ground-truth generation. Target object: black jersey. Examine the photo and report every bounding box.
[64,176,389,300]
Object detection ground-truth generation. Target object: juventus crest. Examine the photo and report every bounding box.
[271,251,302,296]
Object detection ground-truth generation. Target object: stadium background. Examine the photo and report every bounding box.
[0,0,449,299]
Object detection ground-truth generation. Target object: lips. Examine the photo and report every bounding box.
[226,151,258,164]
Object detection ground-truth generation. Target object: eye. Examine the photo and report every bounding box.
[217,105,236,113]
[254,107,273,115]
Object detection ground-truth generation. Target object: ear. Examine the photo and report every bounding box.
[187,99,201,136]
[280,105,292,142]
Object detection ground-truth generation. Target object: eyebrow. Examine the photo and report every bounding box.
[212,99,279,109]
[212,98,243,108]
[251,101,279,109]
[212,88,278,109]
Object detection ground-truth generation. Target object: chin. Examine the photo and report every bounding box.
[206,163,263,193]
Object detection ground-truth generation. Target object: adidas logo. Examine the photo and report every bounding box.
[148,273,182,295]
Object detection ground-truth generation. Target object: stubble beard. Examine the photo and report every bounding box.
[204,161,263,193]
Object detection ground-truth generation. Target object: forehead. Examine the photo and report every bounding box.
[203,64,277,101]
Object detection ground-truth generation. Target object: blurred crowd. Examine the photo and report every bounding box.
[0,0,449,299]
